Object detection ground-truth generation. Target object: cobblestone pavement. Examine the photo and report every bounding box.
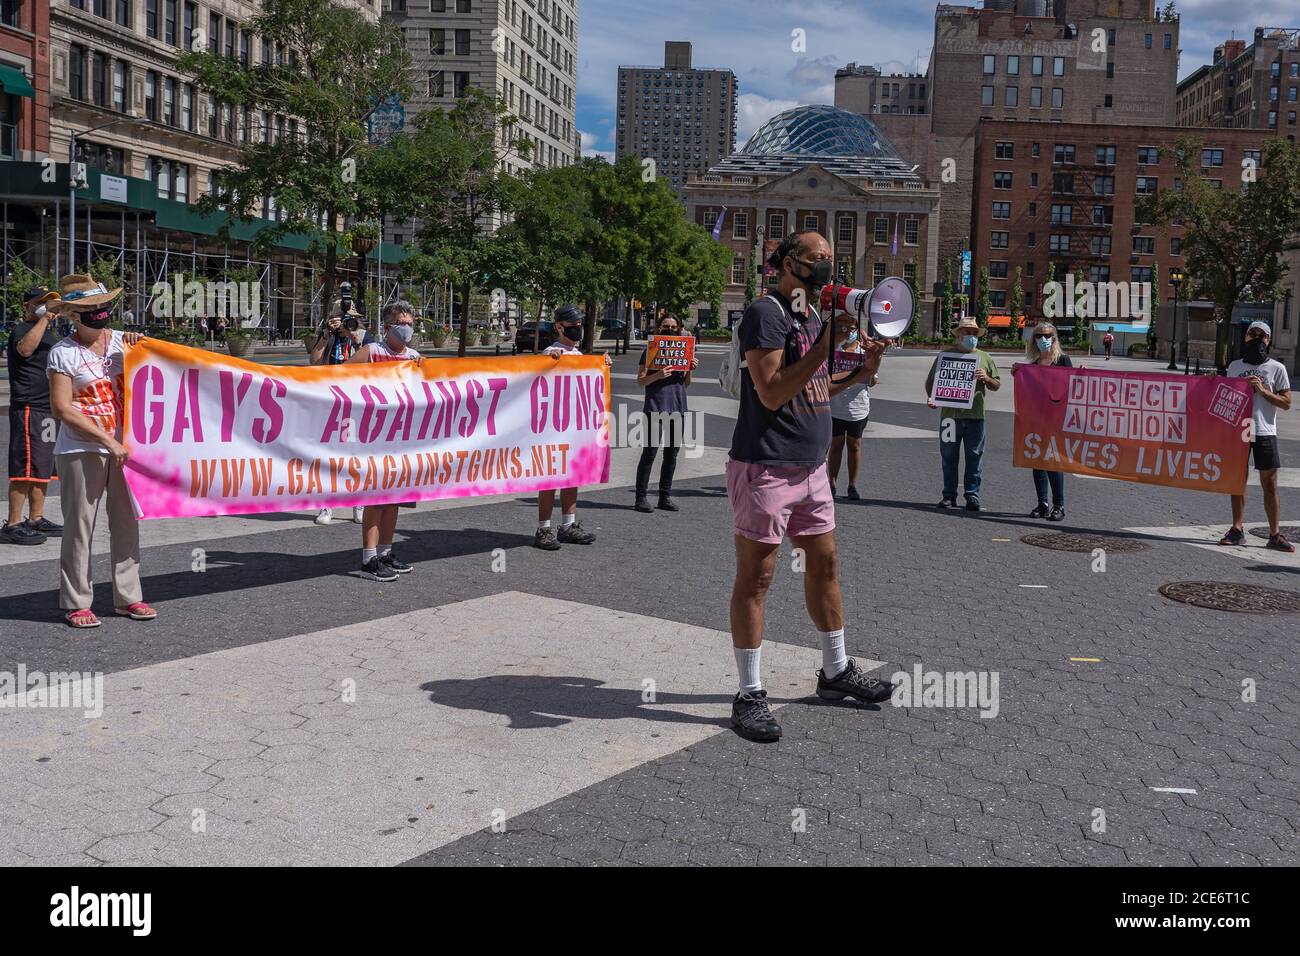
[1,348,1297,866]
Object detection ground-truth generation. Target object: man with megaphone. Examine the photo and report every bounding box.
[724,229,896,743]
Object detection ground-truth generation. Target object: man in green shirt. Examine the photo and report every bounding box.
[924,316,1001,511]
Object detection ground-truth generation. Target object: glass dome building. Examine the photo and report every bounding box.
[743,105,902,160]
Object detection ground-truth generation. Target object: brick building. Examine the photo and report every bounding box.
[928,0,1180,272]
[969,119,1275,332]
[0,0,50,162]
[1176,28,1300,137]
[683,105,939,327]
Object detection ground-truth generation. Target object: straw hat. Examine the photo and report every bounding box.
[53,273,123,311]
[954,315,983,335]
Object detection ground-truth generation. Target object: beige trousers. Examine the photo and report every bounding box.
[56,452,142,611]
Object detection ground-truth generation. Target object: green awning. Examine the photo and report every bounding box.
[0,65,35,99]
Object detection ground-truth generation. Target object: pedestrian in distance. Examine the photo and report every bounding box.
[633,313,698,513]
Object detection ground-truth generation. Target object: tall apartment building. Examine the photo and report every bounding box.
[969,120,1273,340]
[1176,28,1300,138]
[928,0,1179,271]
[386,0,580,178]
[834,63,927,116]
[615,41,736,193]
[1,0,49,162]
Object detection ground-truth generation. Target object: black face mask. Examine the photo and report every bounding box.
[792,257,834,290]
[561,324,583,344]
[79,310,112,330]
[1242,338,1269,364]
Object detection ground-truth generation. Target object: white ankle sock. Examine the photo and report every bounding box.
[538,519,552,530]
[820,628,848,678]
[561,513,577,527]
[735,647,762,695]
[362,548,378,563]
[379,544,393,557]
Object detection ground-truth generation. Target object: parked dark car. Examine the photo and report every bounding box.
[512,321,557,354]
[598,318,641,341]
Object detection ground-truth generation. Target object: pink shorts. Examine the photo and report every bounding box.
[726,460,836,544]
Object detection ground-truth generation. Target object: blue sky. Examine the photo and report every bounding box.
[575,0,1295,161]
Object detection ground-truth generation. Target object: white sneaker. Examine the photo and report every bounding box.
[353,506,364,523]
[314,508,333,525]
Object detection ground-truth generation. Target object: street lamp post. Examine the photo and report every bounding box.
[68,114,138,274]
[1168,268,1184,371]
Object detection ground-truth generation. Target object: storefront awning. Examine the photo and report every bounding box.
[0,65,36,99]
[986,314,1026,329]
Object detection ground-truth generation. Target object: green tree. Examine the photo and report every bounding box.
[179,0,412,326]
[1141,136,1300,369]
[1010,266,1024,334]
[976,266,991,325]
[942,258,955,336]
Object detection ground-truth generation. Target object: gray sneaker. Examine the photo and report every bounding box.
[816,658,895,704]
[731,690,782,742]
[533,526,561,551]
[557,521,596,545]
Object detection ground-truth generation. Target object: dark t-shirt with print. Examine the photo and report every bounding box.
[5,319,60,407]
[729,292,832,467]
[638,348,688,414]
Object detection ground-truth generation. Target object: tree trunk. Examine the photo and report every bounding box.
[623,297,632,352]
[1214,301,1233,373]
[321,238,338,332]
[583,299,597,354]
[457,277,472,357]
[532,299,545,354]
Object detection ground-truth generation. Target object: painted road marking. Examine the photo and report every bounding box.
[1018,584,1049,589]
[1150,787,1198,795]
[1070,658,1102,663]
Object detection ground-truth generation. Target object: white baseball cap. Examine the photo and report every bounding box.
[1246,321,1272,337]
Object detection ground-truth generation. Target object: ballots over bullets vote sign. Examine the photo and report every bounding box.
[1012,365,1252,495]
[930,352,979,409]
[120,339,612,519]
[645,335,695,371]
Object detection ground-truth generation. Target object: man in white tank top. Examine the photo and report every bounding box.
[346,302,423,580]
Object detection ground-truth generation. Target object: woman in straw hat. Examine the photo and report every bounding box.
[46,274,154,628]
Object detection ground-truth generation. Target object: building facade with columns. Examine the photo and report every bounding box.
[683,105,940,327]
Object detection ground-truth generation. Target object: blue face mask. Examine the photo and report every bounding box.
[1036,336,1054,352]
[960,335,979,351]
[847,328,859,344]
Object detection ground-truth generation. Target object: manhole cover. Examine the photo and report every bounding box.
[1021,532,1151,553]
[1159,581,1300,614]
[1247,525,1300,543]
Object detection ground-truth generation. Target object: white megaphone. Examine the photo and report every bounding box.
[819,277,915,339]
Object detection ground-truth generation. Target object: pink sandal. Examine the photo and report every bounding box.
[65,609,101,629]
[115,602,157,621]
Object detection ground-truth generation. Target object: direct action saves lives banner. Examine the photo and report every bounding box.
[1012,365,1253,495]
[121,340,611,519]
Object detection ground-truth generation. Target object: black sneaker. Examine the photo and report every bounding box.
[656,495,679,512]
[846,486,860,500]
[0,521,46,546]
[938,497,956,509]
[25,517,63,537]
[634,495,654,513]
[557,521,596,545]
[381,551,413,574]
[965,498,981,513]
[816,658,895,705]
[533,526,561,551]
[1266,533,1296,554]
[731,690,782,742]
[1046,506,1066,522]
[1028,503,1049,519]
[361,556,398,582]
[1218,526,1246,546]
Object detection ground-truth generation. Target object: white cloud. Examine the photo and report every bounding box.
[580,130,615,163]
[736,94,802,145]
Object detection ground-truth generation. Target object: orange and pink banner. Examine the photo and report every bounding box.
[1012,365,1252,495]
[122,340,611,519]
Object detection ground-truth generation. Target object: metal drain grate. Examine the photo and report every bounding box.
[1158,581,1300,614]
[1021,532,1151,554]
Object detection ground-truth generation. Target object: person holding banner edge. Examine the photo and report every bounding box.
[1220,321,1293,553]
[533,305,613,551]
[634,313,698,513]
[46,275,153,629]
[726,230,893,743]
[346,301,424,581]
[1012,322,1072,521]
[925,316,1000,512]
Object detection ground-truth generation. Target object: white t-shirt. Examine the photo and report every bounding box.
[367,339,420,362]
[830,381,871,422]
[46,330,126,456]
[1226,357,1290,438]
[544,339,582,356]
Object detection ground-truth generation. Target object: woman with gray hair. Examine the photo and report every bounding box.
[346,301,423,580]
[1013,321,1072,521]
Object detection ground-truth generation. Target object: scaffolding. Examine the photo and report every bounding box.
[1,197,451,340]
